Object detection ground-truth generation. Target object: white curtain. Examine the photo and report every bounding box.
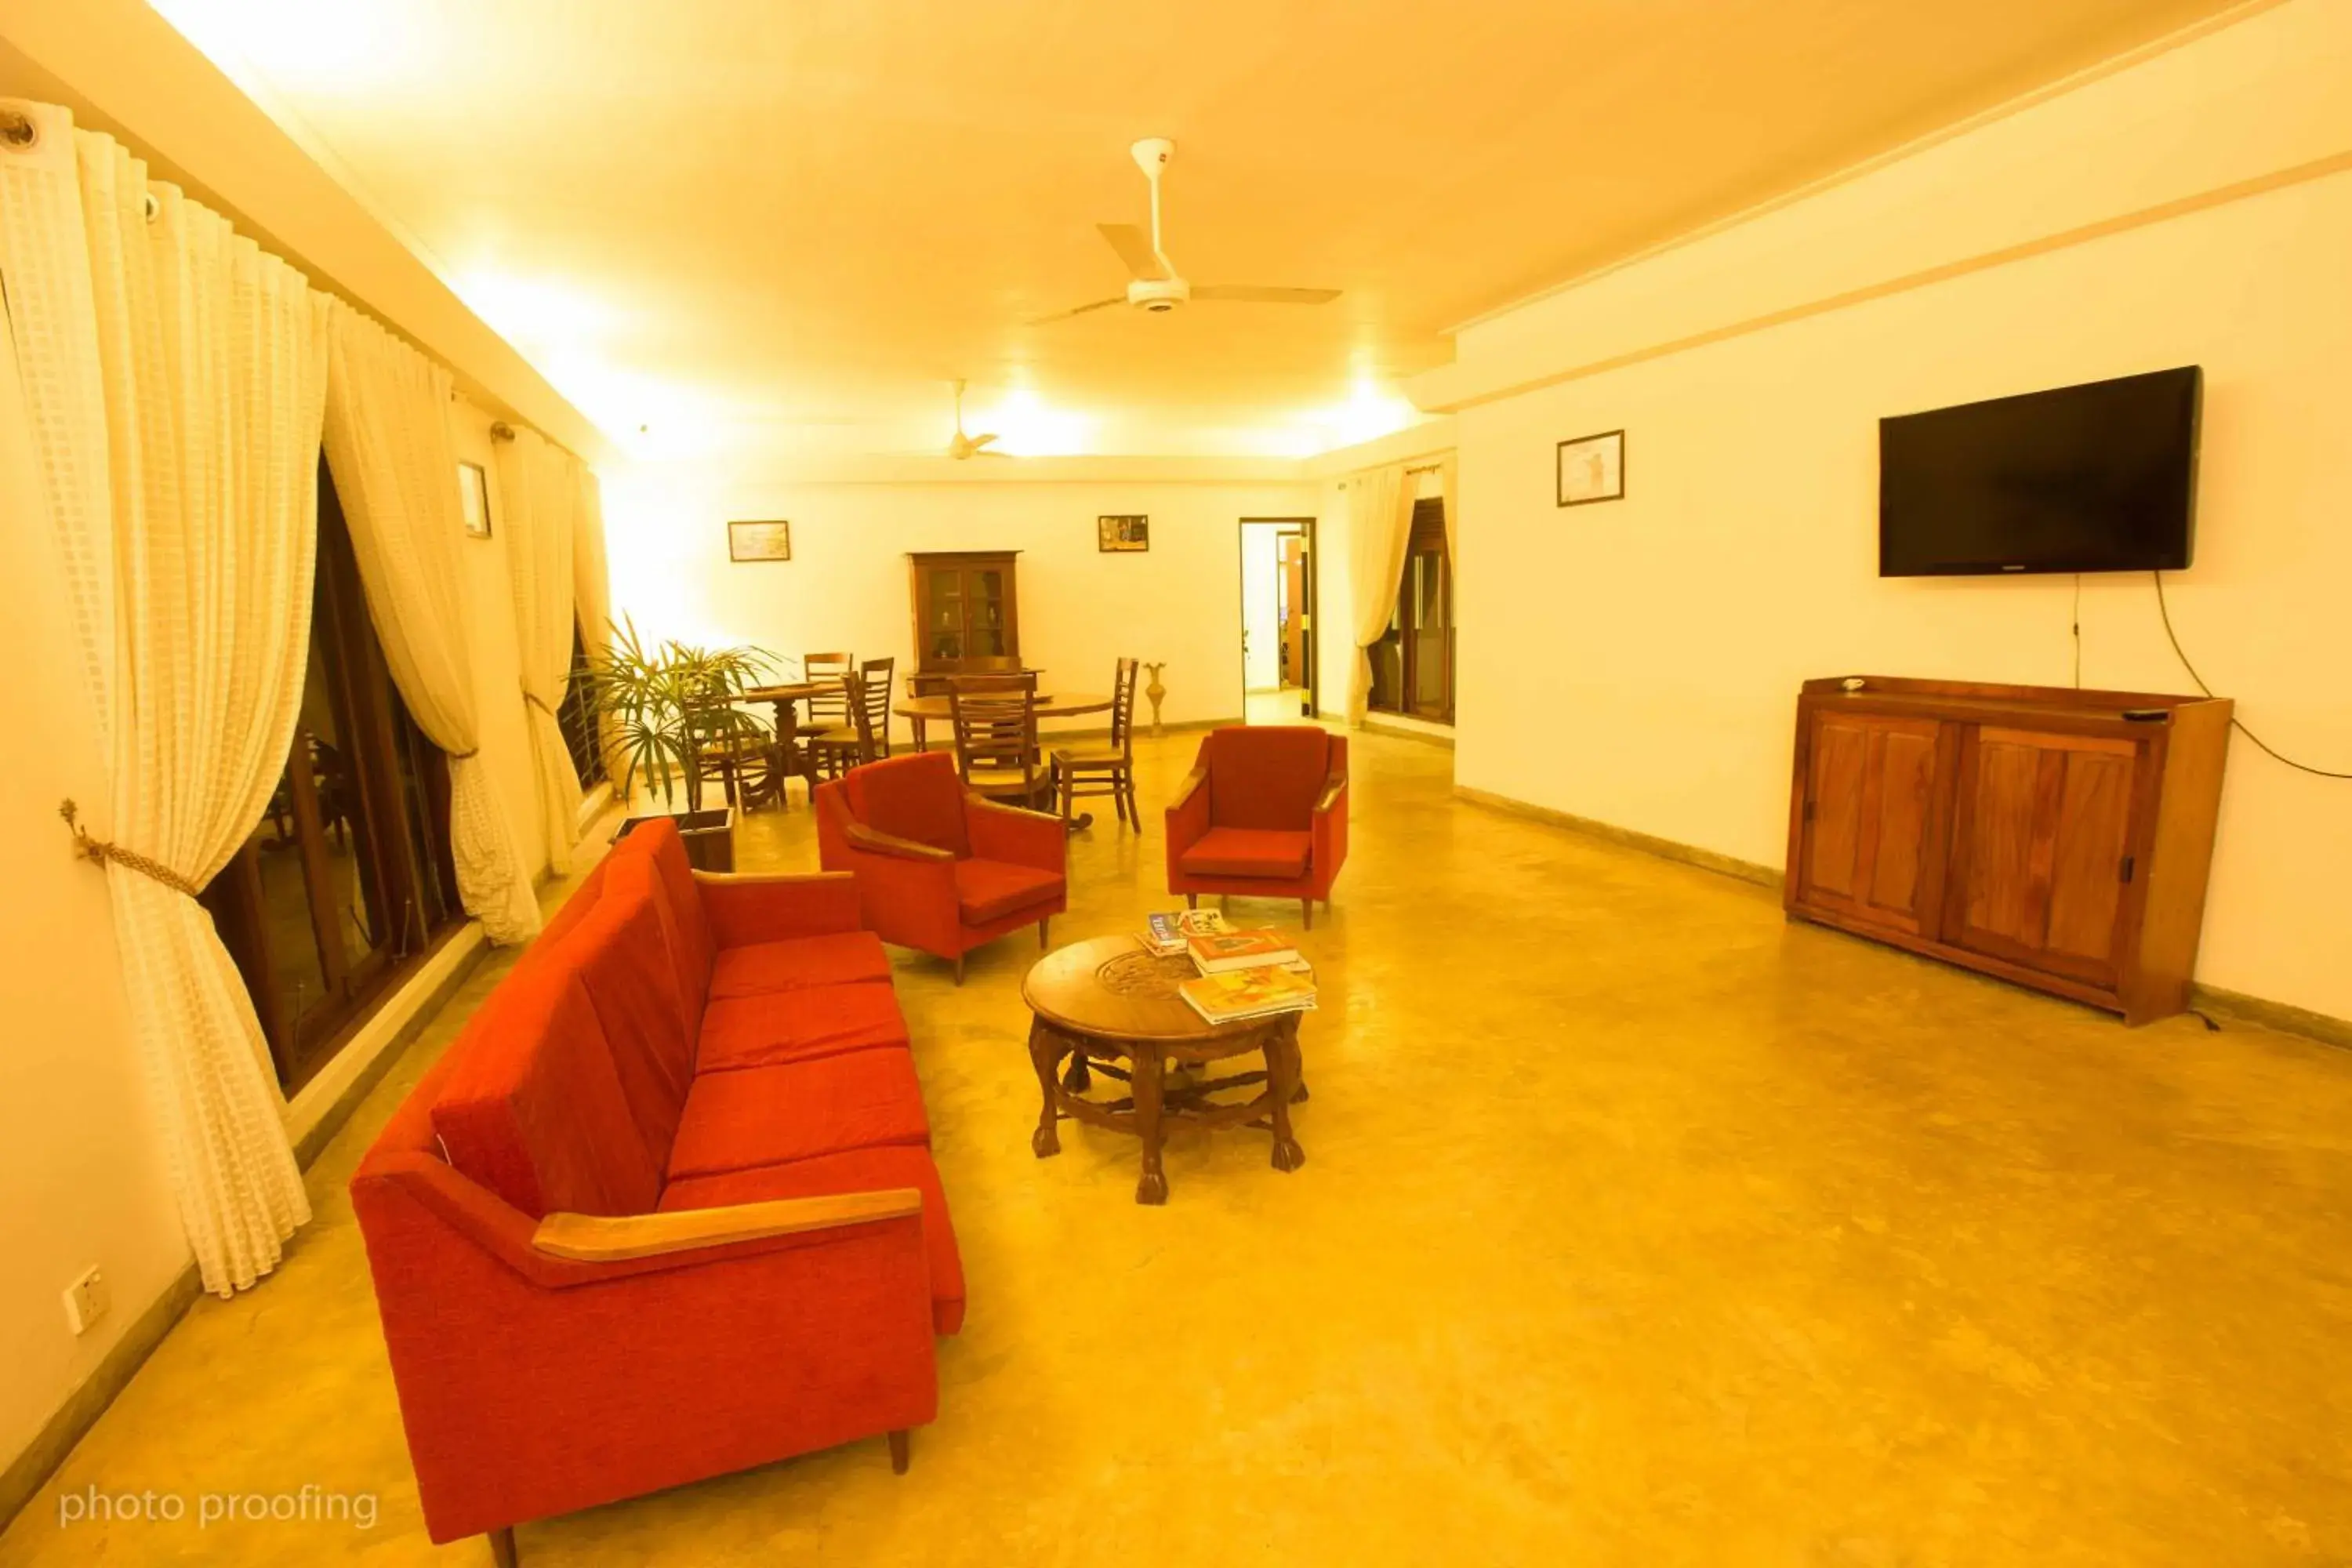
[1,104,325,1295]
[495,426,583,872]
[321,300,540,944]
[1342,463,1415,726]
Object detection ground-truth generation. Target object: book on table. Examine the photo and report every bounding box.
[1142,908,1229,955]
[1185,928,1300,975]
[1178,963,1318,1025]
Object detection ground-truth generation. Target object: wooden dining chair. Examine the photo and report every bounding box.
[808,657,895,778]
[1050,657,1140,830]
[948,680,1045,808]
[802,651,855,737]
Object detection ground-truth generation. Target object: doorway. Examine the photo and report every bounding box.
[1238,517,1317,724]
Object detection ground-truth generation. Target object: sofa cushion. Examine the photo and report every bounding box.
[666,1051,931,1180]
[621,818,715,1022]
[659,1145,966,1335]
[953,858,1063,924]
[1178,826,1313,880]
[698,983,910,1073]
[552,861,694,1167]
[847,752,970,856]
[710,931,893,998]
[428,968,661,1220]
[1204,726,1330,831]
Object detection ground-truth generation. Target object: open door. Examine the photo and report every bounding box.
[1240,517,1317,724]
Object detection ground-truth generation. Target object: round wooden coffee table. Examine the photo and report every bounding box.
[1022,935,1307,1205]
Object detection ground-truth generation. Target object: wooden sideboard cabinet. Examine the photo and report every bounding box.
[906,550,1023,696]
[1784,676,2231,1025]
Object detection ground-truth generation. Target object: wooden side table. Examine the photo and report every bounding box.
[1021,936,1308,1205]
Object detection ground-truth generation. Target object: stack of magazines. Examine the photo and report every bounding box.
[1138,913,1317,1025]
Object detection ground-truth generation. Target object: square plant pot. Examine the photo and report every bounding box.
[614,806,735,873]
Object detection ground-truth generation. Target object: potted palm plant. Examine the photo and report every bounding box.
[592,618,777,872]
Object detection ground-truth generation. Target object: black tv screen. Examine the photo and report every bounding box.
[1878,366,2200,575]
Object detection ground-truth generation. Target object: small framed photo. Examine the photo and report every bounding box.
[1098,514,1149,552]
[457,460,492,538]
[1556,430,1625,506]
[728,520,792,562]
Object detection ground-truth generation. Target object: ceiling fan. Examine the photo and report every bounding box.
[1031,138,1341,324]
[945,379,1007,459]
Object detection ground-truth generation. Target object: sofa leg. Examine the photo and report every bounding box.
[888,1429,911,1475]
[1185,893,1197,909]
[1301,898,1313,931]
[488,1526,518,1568]
[952,954,966,986]
[1039,916,1051,948]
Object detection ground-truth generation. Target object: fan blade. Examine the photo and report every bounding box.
[1025,296,1126,326]
[968,432,997,449]
[1191,285,1341,305]
[1098,223,1168,281]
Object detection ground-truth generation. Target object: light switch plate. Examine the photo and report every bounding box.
[64,1268,109,1336]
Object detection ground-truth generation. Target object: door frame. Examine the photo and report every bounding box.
[1237,517,1318,721]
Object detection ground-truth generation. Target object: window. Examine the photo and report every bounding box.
[1367,496,1454,724]
[198,459,465,1093]
[557,623,608,789]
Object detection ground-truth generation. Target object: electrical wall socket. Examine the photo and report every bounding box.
[64,1268,109,1336]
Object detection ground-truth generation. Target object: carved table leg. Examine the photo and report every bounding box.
[1062,1044,1091,1092]
[1027,1018,1062,1158]
[1131,1047,1168,1204]
[1266,1021,1305,1173]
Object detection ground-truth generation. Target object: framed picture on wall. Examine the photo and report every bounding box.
[1098,514,1149,552]
[1556,430,1625,506]
[728,520,792,562]
[457,460,492,538]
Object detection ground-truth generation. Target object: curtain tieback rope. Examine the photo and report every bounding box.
[523,692,555,716]
[59,800,201,897]
[448,749,480,760]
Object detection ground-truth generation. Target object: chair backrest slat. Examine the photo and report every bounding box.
[804,651,855,724]
[949,677,1040,801]
[857,655,895,760]
[1108,656,1139,755]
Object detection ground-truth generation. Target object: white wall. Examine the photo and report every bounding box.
[1432,0,2352,1022]
[0,321,191,1486]
[602,466,1317,742]
[448,399,550,878]
[1241,523,1283,690]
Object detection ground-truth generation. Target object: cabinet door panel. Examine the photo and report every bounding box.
[1950,727,2141,984]
[1797,711,1947,935]
[1805,717,1869,901]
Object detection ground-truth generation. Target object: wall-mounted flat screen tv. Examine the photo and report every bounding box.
[1878,366,2200,576]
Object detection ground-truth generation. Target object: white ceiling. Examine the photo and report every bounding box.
[153,0,2239,463]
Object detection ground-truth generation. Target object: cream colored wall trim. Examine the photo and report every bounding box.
[284,924,489,1163]
[2189,984,2352,1053]
[1455,784,1784,888]
[1425,148,2352,414]
[1361,714,1456,750]
[1440,0,2296,336]
[0,1261,200,1535]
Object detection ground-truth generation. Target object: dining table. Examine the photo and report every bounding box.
[893,688,1116,830]
[737,680,833,808]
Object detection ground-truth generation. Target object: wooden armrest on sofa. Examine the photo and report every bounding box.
[691,869,857,888]
[845,823,955,862]
[1315,772,1347,813]
[532,1188,924,1263]
[1170,768,1210,809]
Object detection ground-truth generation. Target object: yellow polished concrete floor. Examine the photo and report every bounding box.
[7,725,2351,1566]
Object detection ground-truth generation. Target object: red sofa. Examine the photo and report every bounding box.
[815,750,1067,983]
[1166,727,1348,927]
[352,818,964,1563]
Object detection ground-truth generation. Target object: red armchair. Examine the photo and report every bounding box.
[1166,727,1348,927]
[816,750,1068,983]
